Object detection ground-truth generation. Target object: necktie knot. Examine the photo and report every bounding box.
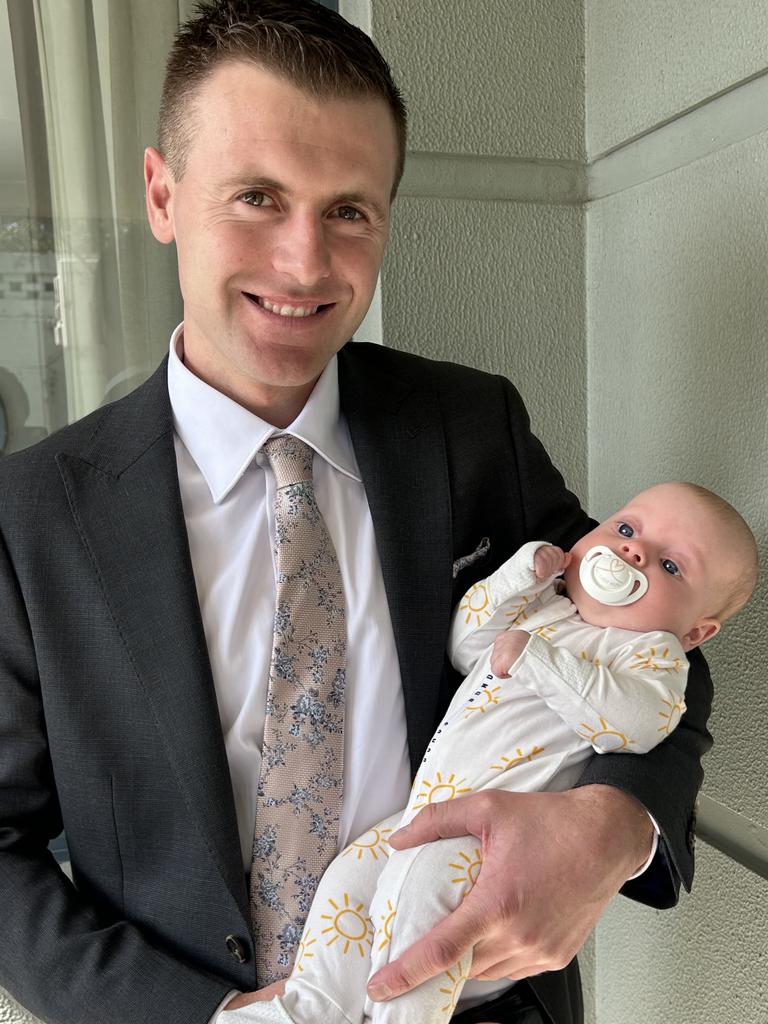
[263,435,314,488]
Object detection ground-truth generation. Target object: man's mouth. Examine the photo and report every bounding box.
[244,293,333,318]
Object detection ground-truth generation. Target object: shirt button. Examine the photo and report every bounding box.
[226,935,250,964]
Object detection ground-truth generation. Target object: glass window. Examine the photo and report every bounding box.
[0,2,208,456]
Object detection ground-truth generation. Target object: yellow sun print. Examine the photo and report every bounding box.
[377,899,396,950]
[491,745,545,771]
[579,717,634,752]
[439,958,471,1016]
[658,689,686,733]
[504,596,530,626]
[532,624,557,642]
[449,849,483,898]
[320,893,374,956]
[412,772,473,810]
[631,646,683,674]
[342,826,392,861]
[464,684,502,717]
[294,930,316,973]
[460,583,491,626]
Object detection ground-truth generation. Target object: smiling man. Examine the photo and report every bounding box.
[146,61,398,427]
[0,4,714,1024]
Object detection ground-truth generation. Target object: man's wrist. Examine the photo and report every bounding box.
[573,784,656,878]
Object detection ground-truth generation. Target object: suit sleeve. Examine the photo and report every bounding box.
[498,376,712,906]
[0,528,232,1024]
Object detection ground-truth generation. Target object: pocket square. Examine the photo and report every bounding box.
[452,537,490,578]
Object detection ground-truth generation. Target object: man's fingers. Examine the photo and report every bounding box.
[388,797,480,850]
[367,896,486,1001]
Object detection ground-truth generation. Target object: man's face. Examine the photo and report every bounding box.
[146,62,398,416]
[564,484,725,649]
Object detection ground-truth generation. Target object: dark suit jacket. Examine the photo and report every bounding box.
[0,342,712,1024]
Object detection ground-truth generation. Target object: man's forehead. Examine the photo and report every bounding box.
[186,61,398,187]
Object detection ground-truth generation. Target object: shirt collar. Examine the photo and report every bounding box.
[167,323,361,503]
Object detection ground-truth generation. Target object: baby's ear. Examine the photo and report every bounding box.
[682,618,721,652]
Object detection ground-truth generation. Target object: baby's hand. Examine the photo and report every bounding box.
[534,544,571,580]
[490,630,529,678]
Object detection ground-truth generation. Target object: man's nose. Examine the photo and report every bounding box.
[272,215,332,287]
[620,541,646,567]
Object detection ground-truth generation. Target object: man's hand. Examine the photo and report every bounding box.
[366,785,654,1001]
[223,980,286,1011]
[490,630,529,678]
[533,545,571,580]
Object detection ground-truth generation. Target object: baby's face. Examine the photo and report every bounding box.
[564,483,727,650]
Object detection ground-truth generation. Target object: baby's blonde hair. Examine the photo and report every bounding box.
[678,483,759,621]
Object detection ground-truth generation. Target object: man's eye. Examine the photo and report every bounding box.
[617,522,634,538]
[661,559,680,576]
[333,206,363,221]
[240,191,273,207]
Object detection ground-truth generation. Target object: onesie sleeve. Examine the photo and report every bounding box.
[448,541,560,675]
[510,630,689,754]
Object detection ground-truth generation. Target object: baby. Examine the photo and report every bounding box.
[222,482,758,1024]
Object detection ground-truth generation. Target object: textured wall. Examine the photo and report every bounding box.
[373,0,584,162]
[595,846,768,1024]
[0,990,39,1024]
[383,197,587,493]
[587,11,768,1021]
[586,0,768,158]
[375,0,588,499]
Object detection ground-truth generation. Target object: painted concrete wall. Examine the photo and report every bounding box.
[586,0,768,158]
[374,0,584,162]
[374,0,589,506]
[586,5,768,1022]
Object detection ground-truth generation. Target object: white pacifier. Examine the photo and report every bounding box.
[578,546,648,606]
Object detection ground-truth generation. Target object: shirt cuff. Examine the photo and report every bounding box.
[626,811,660,880]
[211,990,241,1022]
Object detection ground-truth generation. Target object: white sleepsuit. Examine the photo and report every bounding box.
[222,542,688,1024]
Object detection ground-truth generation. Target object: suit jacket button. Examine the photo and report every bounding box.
[226,935,250,964]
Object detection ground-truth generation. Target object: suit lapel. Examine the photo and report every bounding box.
[339,346,454,776]
[56,363,249,925]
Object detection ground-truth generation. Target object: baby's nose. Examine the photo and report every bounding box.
[621,542,645,566]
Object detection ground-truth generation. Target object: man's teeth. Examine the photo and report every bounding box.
[256,297,320,318]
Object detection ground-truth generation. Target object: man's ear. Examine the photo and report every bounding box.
[682,618,721,652]
[144,147,176,244]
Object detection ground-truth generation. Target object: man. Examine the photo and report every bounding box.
[0,4,712,1024]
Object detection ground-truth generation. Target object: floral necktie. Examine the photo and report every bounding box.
[250,435,346,985]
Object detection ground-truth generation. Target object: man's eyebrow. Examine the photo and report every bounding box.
[220,174,284,193]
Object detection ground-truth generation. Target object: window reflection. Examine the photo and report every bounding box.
[1,0,184,455]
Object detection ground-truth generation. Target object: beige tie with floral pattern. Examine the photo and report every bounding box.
[250,435,346,985]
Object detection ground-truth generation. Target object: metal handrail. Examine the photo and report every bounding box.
[695,793,768,881]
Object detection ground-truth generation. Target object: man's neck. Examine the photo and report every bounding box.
[178,338,317,427]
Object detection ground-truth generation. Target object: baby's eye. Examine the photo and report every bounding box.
[661,559,680,576]
[617,522,634,538]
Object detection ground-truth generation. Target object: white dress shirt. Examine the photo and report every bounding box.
[167,325,412,870]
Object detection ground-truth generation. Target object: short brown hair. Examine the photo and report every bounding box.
[158,0,407,195]
[680,483,759,620]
